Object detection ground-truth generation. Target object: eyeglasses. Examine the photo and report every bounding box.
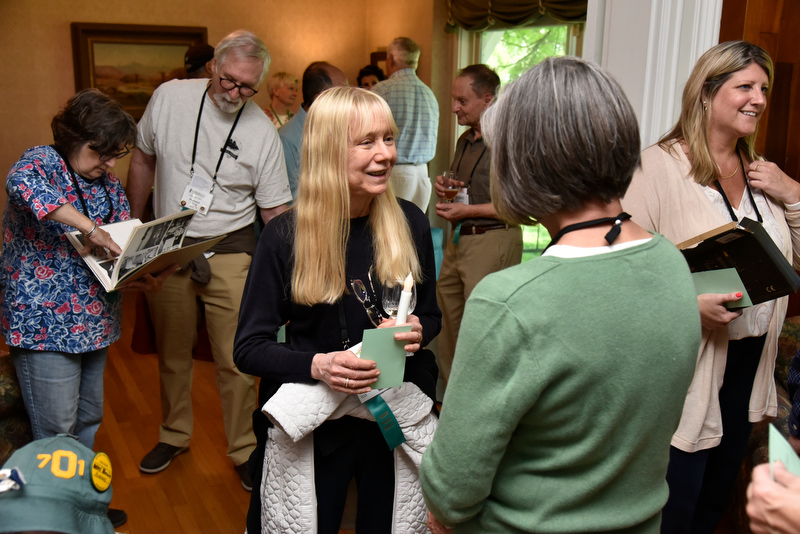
[98,149,130,162]
[350,278,384,327]
[218,76,258,97]
[89,146,131,162]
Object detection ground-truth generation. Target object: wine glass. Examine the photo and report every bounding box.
[381,278,417,320]
[442,171,460,203]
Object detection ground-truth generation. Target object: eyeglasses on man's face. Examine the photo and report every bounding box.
[350,278,384,328]
[218,76,258,97]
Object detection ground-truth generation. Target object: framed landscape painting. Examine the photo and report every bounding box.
[71,23,208,119]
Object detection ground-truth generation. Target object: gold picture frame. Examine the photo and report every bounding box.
[71,22,208,120]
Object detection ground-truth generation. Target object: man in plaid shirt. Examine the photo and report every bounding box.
[373,37,439,213]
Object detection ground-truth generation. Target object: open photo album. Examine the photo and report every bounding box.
[66,210,223,292]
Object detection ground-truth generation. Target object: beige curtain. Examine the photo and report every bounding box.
[446,0,587,31]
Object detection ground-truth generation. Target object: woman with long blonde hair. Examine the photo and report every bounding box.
[235,86,441,533]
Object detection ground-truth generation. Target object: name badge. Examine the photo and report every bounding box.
[454,187,469,205]
[179,170,214,215]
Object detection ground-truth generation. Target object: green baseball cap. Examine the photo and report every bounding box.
[0,435,114,534]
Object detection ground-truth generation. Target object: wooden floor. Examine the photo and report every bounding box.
[87,293,356,534]
[93,293,251,533]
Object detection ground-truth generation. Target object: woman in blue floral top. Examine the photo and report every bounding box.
[1,89,172,452]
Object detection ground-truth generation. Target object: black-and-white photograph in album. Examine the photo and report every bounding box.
[158,215,192,253]
[66,210,223,292]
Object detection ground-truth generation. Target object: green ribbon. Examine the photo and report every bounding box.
[365,394,406,450]
[452,222,462,244]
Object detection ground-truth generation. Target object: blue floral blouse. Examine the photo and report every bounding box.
[0,145,131,352]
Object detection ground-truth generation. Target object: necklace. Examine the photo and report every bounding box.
[717,159,739,179]
[713,153,763,224]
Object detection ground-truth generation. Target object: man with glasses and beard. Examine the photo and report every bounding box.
[127,29,291,492]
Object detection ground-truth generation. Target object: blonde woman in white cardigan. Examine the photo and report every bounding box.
[623,41,800,534]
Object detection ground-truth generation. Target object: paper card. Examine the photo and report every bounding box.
[769,424,800,479]
[361,325,412,389]
[691,268,752,309]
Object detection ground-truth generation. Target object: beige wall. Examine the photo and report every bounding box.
[364,0,435,84]
[0,0,446,195]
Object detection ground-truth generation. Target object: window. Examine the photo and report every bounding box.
[480,26,571,84]
[476,25,581,260]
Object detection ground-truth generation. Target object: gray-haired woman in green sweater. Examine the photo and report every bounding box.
[420,56,702,533]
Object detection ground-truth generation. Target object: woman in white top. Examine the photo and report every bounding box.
[622,40,800,534]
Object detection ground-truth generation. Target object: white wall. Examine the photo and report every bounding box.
[585,0,723,147]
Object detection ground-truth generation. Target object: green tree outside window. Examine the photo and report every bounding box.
[480,26,570,260]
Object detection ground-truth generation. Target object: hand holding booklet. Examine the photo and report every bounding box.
[348,325,413,395]
[362,326,413,389]
[66,210,224,292]
[677,217,800,306]
[768,424,800,479]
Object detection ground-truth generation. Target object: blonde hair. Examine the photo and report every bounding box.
[291,86,421,306]
[659,41,773,186]
[267,71,298,98]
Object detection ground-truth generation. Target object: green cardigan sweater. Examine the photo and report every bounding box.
[420,234,701,533]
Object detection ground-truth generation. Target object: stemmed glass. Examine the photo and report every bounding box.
[442,171,460,203]
[381,278,417,321]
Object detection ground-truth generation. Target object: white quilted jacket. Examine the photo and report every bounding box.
[260,382,438,533]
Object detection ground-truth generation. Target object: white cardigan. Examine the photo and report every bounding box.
[622,141,800,452]
[260,382,438,533]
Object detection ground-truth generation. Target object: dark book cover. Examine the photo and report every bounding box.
[677,218,800,306]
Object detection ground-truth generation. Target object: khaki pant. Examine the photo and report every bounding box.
[436,226,522,385]
[146,252,257,466]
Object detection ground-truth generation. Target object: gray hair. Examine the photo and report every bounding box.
[215,30,271,86]
[387,37,420,70]
[482,56,641,224]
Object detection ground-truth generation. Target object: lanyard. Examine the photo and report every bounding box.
[452,134,487,186]
[714,153,763,224]
[269,104,291,127]
[543,212,632,253]
[191,87,245,190]
[53,146,112,224]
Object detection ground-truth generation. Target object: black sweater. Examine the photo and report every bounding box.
[234,198,441,410]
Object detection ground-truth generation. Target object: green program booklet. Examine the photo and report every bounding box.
[691,268,752,309]
[769,424,800,479]
[678,218,800,306]
[361,325,412,389]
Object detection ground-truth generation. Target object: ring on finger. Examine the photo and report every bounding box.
[345,378,350,388]
[756,164,761,172]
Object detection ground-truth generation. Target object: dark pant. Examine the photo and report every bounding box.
[660,335,766,534]
[315,417,395,534]
[246,352,437,533]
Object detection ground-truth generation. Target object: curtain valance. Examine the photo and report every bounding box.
[447,0,587,31]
